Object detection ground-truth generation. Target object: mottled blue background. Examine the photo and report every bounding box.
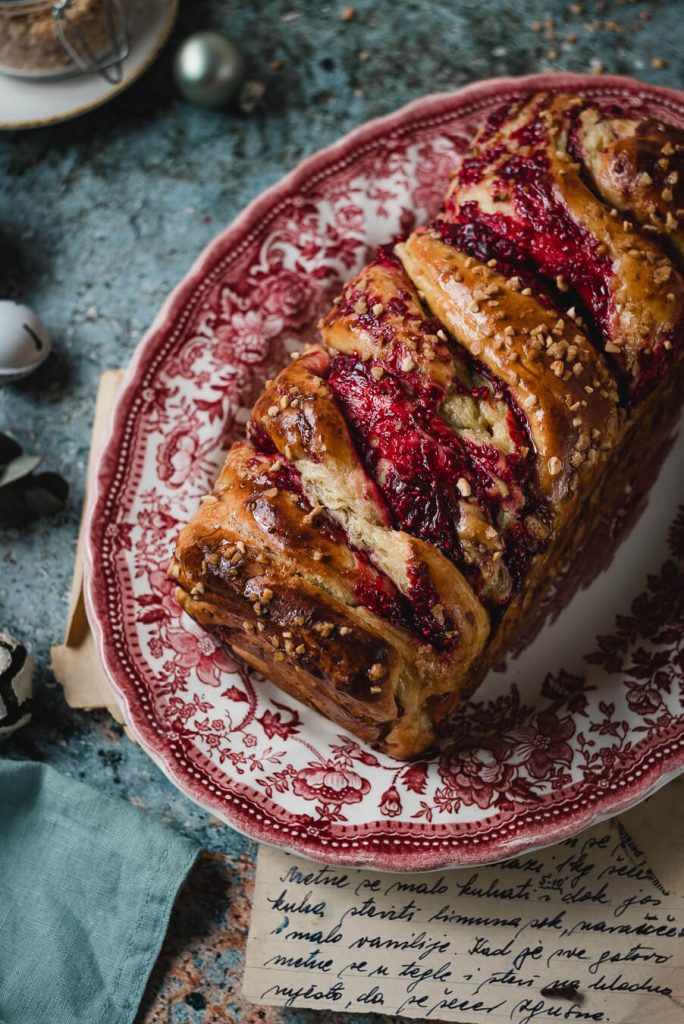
[1,1,682,1020]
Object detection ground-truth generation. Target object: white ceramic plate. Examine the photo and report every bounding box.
[0,0,177,129]
[85,74,684,871]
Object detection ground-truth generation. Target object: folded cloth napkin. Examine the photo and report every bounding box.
[0,759,199,1024]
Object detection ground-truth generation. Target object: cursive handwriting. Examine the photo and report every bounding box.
[247,821,682,1023]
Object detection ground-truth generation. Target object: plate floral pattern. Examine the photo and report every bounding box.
[86,73,684,870]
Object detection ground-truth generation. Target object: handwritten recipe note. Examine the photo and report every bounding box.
[244,818,684,1023]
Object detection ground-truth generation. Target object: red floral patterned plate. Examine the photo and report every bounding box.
[85,73,684,870]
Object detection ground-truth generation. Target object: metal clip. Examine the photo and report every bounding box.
[52,0,129,84]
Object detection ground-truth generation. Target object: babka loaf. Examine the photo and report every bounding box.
[170,93,684,758]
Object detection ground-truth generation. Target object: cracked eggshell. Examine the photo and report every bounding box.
[0,301,52,382]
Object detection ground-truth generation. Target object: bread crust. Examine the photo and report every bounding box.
[171,93,684,758]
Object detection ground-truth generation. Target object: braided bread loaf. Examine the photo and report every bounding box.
[170,93,684,758]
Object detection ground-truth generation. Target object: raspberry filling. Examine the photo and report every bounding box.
[249,444,455,650]
[327,353,538,607]
[449,174,613,338]
[328,357,464,558]
[435,218,563,312]
[446,146,684,394]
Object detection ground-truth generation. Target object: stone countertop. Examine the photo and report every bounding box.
[0,1,681,1021]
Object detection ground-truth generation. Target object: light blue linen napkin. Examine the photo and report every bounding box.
[0,759,199,1024]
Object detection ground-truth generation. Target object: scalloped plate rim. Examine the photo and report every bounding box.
[84,71,684,871]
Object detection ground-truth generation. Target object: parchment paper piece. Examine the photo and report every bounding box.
[244,789,684,1023]
[50,369,126,725]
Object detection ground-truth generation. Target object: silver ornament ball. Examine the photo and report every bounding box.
[174,31,246,109]
[0,301,52,383]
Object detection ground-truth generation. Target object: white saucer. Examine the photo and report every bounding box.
[0,0,178,130]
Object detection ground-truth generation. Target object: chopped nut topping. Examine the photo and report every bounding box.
[604,341,621,353]
[303,504,323,524]
[368,662,386,682]
[372,302,384,316]
[431,603,445,624]
[401,356,415,373]
[267,404,279,418]
[456,477,472,497]
[548,456,562,476]
[370,365,385,381]
[263,487,278,498]
[339,626,352,636]
[555,275,568,292]
[262,587,274,602]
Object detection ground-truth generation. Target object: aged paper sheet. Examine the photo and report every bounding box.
[244,809,684,1023]
[50,370,126,724]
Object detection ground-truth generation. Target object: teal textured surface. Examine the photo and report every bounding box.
[0,761,198,1024]
[1,0,683,1019]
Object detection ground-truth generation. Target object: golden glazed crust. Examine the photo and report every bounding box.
[171,92,684,758]
[170,433,489,758]
[396,229,619,505]
[576,108,684,261]
[442,93,684,393]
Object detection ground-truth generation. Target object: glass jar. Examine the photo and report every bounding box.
[0,0,131,80]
